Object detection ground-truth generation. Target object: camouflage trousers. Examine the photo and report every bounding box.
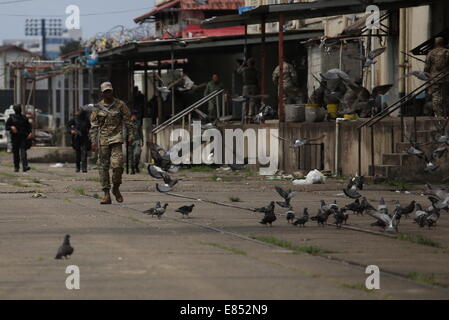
[430,83,449,117]
[97,143,124,191]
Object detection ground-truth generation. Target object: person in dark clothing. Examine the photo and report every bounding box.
[68,110,91,173]
[5,104,32,172]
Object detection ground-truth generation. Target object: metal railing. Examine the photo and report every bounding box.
[152,89,225,134]
[356,70,449,175]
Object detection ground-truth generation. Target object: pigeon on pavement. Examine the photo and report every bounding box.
[311,209,329,227]
[144,202,168,219]
[286,207,295,224]
[55,234,74,260]
[293,208,309,227]
[176,204,195,218]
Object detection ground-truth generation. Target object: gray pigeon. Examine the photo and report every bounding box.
[406,71,431,81]
[144,202,168,219]
[273,135,325,148]
[286,207,295,224]
[350,47,386,68]
[55,234,74,260]
[275,186,296,208]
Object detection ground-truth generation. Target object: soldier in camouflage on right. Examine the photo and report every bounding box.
[425,37,449,117]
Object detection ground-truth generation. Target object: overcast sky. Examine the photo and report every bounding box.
[0,0,155,42]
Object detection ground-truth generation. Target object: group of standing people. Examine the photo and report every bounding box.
[203,57,302,123]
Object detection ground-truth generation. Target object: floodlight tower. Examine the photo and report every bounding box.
[25,18,63,59]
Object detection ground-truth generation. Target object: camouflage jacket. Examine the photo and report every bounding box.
[89,98,134,146]
[272,62,298,89]
[425,47,449,76]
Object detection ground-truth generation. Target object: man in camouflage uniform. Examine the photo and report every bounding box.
[237,58,259,123]
[90,82,134,204]
[272,61,300,104]
[425,37,449,117]
[203,74,224,121]
[127,113,143,175]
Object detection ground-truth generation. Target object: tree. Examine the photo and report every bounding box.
[60,40,82,56]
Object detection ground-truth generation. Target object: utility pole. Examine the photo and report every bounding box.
[41,19,47,59]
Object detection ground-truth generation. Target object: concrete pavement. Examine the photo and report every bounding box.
[0,154,449,299]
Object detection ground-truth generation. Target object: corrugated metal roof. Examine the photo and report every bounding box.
[181,0,244,10]
[134,0,244,23]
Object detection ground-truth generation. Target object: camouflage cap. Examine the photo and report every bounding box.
[101,82,113,92]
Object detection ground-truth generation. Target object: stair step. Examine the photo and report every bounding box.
[369,164,400,177]
[382,153,424,167]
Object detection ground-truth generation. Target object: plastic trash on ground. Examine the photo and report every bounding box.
[50,163,64,168]
[292,169,326,185]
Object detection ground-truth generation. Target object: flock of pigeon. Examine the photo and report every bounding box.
[405,119,449,173]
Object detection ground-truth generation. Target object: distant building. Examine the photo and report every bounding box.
[134,0,245,38]
[3,29,82,60]
[0,45,43,90]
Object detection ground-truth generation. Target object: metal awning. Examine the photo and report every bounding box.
[134,0,181,23]
[411,27,449,55]
[201,0,441,28]
[98,29,323,62]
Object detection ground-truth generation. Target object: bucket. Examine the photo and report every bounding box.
[285,104,305,122]
[305,106,325,123]
[344,113,358,120]
[327,104,338,119]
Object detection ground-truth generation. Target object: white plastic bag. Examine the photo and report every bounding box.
[292,169,325,185]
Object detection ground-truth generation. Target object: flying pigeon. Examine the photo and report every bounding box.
[275,186,296,208]
[343,175,364,199]
[426,184,449,210]
[393,200,416,219]
[350,47,386,68]
[368,210,400,233]
[273,134,326,148]
[55,234,74,260]
[148,164,166,179]
[176,204,195,218]
[405,71,431,81]
[254,201,275,214]
[156,171,182,193]
[293,208,309,227]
